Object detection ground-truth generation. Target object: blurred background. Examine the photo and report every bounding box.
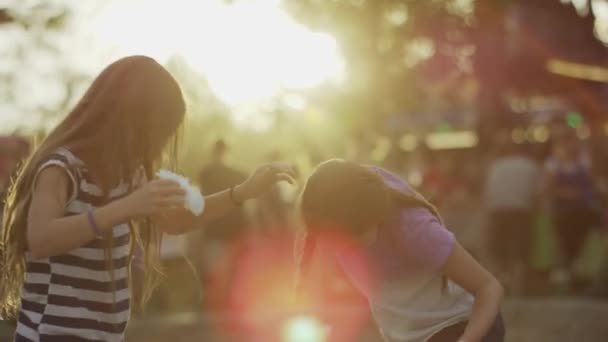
[2,0,608,341]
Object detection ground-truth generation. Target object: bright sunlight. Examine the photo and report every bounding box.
[92,0,344,107]
[282,315,328,342]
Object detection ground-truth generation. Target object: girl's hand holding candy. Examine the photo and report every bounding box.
[122,179,186,217]
[157,170,205,215]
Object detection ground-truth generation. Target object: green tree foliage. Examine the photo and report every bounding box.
[0,1,95,134]
[282,0,477,130]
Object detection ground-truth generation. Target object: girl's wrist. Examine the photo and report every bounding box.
[113,197,135,219]
[231,183,248,205]
[101,198,135,227]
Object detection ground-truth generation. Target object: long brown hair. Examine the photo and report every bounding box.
[295,159,441,294]
[0,55,186,318]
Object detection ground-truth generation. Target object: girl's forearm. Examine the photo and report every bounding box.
[158,185,246,235]
[199,185,246,224]
[460,280,504,342]
[159,162,295,235]
[28,199,133,258]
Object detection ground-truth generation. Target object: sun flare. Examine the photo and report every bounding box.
[92,0,344,107]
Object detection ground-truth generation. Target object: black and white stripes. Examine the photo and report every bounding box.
[15,148,132,342]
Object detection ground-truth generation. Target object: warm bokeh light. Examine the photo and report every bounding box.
[399,134,419,151]
[531,125,551,143]
[547,58,608,83]
[218,231,373,342]
[92,0,344,107]
[425,131,478,150]
[282,315,328,342]
[511,128,527,144]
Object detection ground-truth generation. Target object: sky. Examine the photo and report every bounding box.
[0,0,344,133]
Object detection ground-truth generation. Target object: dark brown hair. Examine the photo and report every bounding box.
[296,159,441,294]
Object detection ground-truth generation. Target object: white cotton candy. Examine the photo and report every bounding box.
[156,170,205,216]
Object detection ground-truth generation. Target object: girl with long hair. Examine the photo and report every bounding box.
[0,55,294,341]
[297,160,504,342]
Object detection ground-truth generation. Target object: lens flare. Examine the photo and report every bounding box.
[219,229,374,341]
[92,0,344,108]
[282,315,328,342]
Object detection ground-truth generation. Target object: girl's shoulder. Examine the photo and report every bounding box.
[38,147,84,170]
[32,148,84,204]
[380,206,455,272]
[365,165,416,195]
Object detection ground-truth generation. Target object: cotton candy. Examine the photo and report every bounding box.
[156,170,205,216]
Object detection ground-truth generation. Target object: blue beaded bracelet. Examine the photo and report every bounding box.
[86,208,102,237]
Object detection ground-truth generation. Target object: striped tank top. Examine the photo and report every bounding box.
[15,148,132,342]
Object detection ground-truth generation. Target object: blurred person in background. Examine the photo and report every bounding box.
[420,150,478,255]
[145,233,199,315]
[420,150,460,208]
[586,250,608,298]
[545,133,600,289]
[198,139,249,313]
[585,134,608,298]
[254,149,294,234]
[483,140,541,294]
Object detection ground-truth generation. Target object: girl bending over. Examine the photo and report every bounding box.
[297,160,504,342]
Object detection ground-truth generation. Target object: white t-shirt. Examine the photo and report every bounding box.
[484,155,540,210]
[335,166,474,342]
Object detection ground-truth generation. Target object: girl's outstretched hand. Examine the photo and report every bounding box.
[235,162,296,202]
[122,179,185,217]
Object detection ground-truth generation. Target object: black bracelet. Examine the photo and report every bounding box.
[229,186,244,206]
